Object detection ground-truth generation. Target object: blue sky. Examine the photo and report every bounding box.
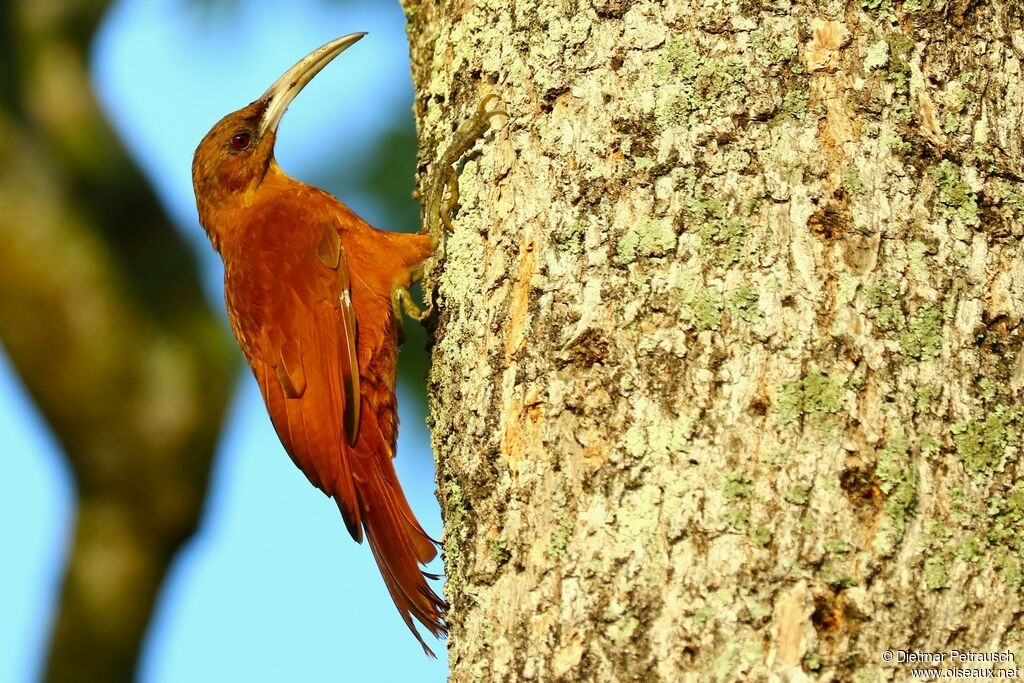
[0,0,447,680]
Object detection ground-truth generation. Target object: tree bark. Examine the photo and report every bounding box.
[404,1,1024,680]
[0,2,237,680]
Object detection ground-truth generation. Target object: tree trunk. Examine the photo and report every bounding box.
[405,1,1024,680]
[0,2,237,680]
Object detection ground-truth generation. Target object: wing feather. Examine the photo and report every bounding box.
[250,221,363,541]
[313,222,360,445]
[336,256,360,445]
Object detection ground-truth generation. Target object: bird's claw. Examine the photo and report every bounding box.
[392,287,428,343]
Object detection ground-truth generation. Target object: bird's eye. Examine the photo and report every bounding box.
[231,132,251,150]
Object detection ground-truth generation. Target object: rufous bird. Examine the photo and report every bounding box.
[191,33,502,654]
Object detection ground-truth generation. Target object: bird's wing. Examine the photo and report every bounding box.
[315,219,361,445]
[253,219,363,541]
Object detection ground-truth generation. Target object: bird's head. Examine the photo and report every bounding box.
[192,32,365,247]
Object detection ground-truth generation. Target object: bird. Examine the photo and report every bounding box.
[191,32,503,655]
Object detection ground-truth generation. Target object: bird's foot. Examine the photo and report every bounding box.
[392,287,428,344]
[420,94,507,250]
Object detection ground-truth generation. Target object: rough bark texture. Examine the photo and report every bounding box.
[0,2,237,680]
[405,0,1024,680]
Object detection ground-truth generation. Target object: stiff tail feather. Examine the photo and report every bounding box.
[350,438,447,656]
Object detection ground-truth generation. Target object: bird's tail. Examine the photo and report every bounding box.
[351,416,447,656]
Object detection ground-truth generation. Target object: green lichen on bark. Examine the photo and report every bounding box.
[615,218,676,264]
[996,180,1024,224]
[864,280,945,360]
[899,305,943,359]
[865,279,906,332]
[720,474,754,532]
[841,167,867,195]
[923,555,951,590]
[825,539,851,555]
[490,539,510,568]
[727,284,764,325]
[784,484,812,506]
[553,219,587,254]
[989,486,1024,596]
[930,160,980,227]
[909,385,936,414]
[951,405,1023,478]
[547,518,575,559]
[874,436,918,555]
[682,287,724,331]
[655,38,748,127]
[749,29,798,67]
[442,480,471,561]
[777,370,846,426]
[753,525,773,545]
[947,484,1024,598]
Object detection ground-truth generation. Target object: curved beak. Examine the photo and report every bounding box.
[257,32,366,137]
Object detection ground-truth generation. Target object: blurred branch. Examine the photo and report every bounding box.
[0,1,237,681]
